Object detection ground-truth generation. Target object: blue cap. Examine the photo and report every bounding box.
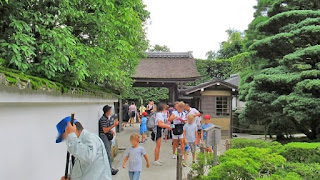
[56,116,77,143]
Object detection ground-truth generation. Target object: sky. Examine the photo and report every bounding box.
[143,0,257,59]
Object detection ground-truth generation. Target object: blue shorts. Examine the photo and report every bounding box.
[140,124,147,134]
[129,171,141,180]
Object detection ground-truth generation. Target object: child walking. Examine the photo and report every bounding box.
[201,114,214,152]
[140,112,148,143]
[123,134,150,180]
[183,114,198,166]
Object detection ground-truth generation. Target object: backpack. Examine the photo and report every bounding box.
[147,112,157,131]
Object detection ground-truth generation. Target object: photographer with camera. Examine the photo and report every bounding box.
[99,105,119,175]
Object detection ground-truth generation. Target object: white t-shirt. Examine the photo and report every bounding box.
[162,111,169,123]
[172,111,186,124]
[195,116,202,128]
[155,112,164,125]
[186,108,200,127]
[186,108,199,116]
[183,123,197,142]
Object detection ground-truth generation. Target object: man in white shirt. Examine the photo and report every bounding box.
[185,104,201,126]
[185,104,202,145]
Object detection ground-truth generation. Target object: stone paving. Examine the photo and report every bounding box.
[112,124,226,180]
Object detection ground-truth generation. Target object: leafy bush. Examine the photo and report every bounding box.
[230,138,282,152]
[191,152,214,178]
[279,143,320,163]
[200,139,320,180]
[283,163,320,179]
[257,172,302,180]
[203,147,286,180]
[204,158,259,180]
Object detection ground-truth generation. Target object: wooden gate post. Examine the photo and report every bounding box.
[176,147,182,180]
[213,143,218,166]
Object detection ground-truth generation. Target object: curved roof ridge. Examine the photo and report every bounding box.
[146,51,193,58]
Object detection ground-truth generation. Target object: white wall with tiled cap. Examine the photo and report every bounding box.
[0,90,118,180]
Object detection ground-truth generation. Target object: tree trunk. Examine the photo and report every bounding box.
[308,121,319,140]
[290,118,317,140]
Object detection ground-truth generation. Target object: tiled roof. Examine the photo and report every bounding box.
[225,73,240,87]
[181,78,238,95]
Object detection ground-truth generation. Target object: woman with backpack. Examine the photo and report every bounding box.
[153,103,171,166]
[129,102,137,127]
[168,101,187,159]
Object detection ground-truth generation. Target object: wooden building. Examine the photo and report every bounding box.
[180,78,238,139]
[132,52,201,102]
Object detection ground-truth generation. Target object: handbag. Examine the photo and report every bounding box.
[173,124,184,135]
[106,133,114,140]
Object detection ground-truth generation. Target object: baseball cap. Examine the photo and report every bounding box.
[203,114,211,119]
[142,112,148,116]
[55,116,77,143]
[103,105,112,113]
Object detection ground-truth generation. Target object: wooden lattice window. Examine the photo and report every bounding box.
[216,97,230,116]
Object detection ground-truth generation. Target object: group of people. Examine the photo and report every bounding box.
[123,100,214,179]
[122,100,156,127]
[55,100,214,180]
[150,101,214,167]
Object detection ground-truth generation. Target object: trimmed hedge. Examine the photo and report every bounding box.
[279,143,320,163]
[231,139,320,163]
[201,139,320,179]
[204,147,286,180]
[230,138,282,152]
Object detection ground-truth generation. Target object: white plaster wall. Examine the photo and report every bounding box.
[0,90,117,180]
[232,96,246,111]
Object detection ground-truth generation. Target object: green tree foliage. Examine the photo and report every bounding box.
[218,29,245,59]
[240,0,320,140]
[205,50,217,60]
[122,87,169,105]
[0,0,149,92]
[149,44,170,52]
[206,29,245,60]
[195,52,250,84]
[197,30,249,84]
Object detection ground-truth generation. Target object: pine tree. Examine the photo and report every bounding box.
[240,0,320,139]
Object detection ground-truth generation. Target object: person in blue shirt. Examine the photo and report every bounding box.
[140,112,148,143]
[201,114,214,153]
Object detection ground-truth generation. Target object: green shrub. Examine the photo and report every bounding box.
[283,163,320,179]
[205,158,259,180]
[0,58,4,66]
[198,140,320,180]
[279,143,320,163]
[191,152,213,177]
[204,147,286,180]
[230,138,282,152]
[257,172,302,180]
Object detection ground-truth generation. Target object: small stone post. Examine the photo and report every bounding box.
[225,139,230,151]
[187,173,192,180]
